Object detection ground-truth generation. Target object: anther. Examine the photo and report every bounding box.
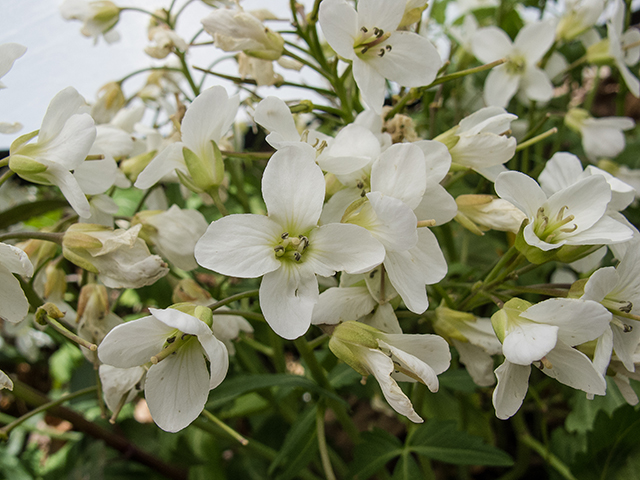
[311,138,320,148]
[293,252,302,262]
[373,27,384,38]
[281,232,289,239]
[361,26,368,33]
[369,269,378,279]
[274,245,285,257]
[621,302,633,314]
[356,180,364,189]
[385,45,392,51]
[624,323,634,333]
[378,48,385,57]
[556,205,568,221]
[166,336,176,344]
[361,46,369,54]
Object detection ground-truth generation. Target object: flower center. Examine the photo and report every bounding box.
[353,26,392,59]
[273,232,310,262]
[533,205,577,243]
[505,55,526,75]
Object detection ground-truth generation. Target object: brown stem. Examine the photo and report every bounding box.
[10,380,188,480]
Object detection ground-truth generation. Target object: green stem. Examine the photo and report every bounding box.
[208,290,260,311]
[294,337,360,442]
[515,128,557,151]
[239,332,275,357]
[118,66,184,84]
[0,385,97,439]
[176,50,200,97]
[0,231,63,244]
[200,409,248,445]
[212,310,265,322]
[520,434,577,480]
[316,403,337,480]
[282,47,332,80]
[193,66,337,97]
[0,169,15,188]
[207,187,228,216]
[37,311,98,352]
[221,150,273,159]
[0,158,9,168]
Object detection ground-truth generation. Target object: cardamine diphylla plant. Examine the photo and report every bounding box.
[2,0,640,478]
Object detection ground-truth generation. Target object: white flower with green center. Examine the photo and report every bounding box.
[98,306,229,432]
[471,20,555,107]
[0,242,33,325]
[194,146,386,340]
[495,171,633,251]
[491,298,611,419]
[319,0,442,113]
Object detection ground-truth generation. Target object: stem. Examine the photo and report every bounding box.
[221,150,273,159]
[208,289,260,311]
[316,404,337,480]
[200,409,248,445]
[294,337,360,442]
[0,158,9,168]
[0,231,64,244]
[38,312,98,352]
[119,7,168,25]
[0,169,15,188]
[193,66,337,97]
[520,435,577,480]
[119,66,185,84]
[0,385,97,439]
[176,50,200,97]
[207,187,229,216]
[10,380,188,480]
[239,332,275,356]
[282,47,332,81]
[515,128,558,151]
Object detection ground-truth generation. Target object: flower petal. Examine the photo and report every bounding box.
[503,322,559,365]
[39,87,87,145]
[471,27,513,64]
[370,143,427,209]
[0,265,30,324]
[521,66,553,102]
[134,143,185,190]
[311,285,377,325]
[542,341,606,395]
[145,340,211,432]
[319,0,358,60]
[195,214,282,278]
[492,360,531,420]
[262,146,325,233]
[483,66,519,108]
[259,263,318,340]
[513,20,555,64]
[495,171,546,217]
[353,59,386,113]
[254,96,301,146]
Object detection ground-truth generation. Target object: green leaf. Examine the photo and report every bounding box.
[269,406,317,477]
[392,452,423,480]
[409,420,513,466]
[207,374,348,409]
[0,199,68,230]
[350,428,404,480]
[565,377,627,434]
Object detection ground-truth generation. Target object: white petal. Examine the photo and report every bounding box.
[181,86,239,155]
[414,139,451,182]
[353,59,386,114]
[134,143,185,190]
[319,124,380,175]
[319,0,358,60]
[39,87,87,145]
[538,152,584,196]
[542,341,606,395]
[548,174,611,230]
[484,66,520,108]
[43,166,91,218]
[306,223,385,275]
[0,43,27,80]
[98,316,173,368]
[502,322,559,365]
[521,298,611,346]
[259,263,318,340]
[513,20,556,64]
[593,326,614,376]
[0,242,33,277]
[365,192,418,252]
[0,370,13,391]
[0,265,30,324]
[40,113,96,170]
[617,59,640,97]
[568,215,633,245]
[364,302,402,334]
[582,266,618,303]
[357,0,405,33]
[495,171,545,217]
[319,187,361,225]
[492,360,531,420]
[368,32,441,88]
[195,214,282,278]
[382,334,451,376]
[262,146,325,233]
[370,143,427,209]
[74,157,118,195]
[458,107,516,135]
[145,341,210,432]
[311,286,377,325]
[361,347,423,423]
[380,339,440,391]
[521,66,553,102]
[451,133,517,169]
[253,96,301,145]
[453,340,496,387]
[611,319,640,371]
[471,27,513,64]
[198,330,229,389]
[413,185,458,226]
[582,123,627,160]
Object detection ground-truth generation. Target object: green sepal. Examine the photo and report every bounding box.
[491,298,532,343]
[514,220,557,265]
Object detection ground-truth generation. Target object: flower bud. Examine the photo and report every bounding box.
[433,126,460,151]
[182,141,224,193]
[455,194,526,236]
[564,108,591,133]
[172,278,212,304]
[434,304,476,343]
[120,150,157,182]
[585,38,612,65]
[170,302,214,328]
[92,81,125,124]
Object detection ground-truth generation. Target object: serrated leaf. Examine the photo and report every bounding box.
[566,377,627,434]
[409,420,513,466]
[350,428,404,480]
[207,374,348,409]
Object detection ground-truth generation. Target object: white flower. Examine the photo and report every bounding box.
[145,26,188,59]
[194,146,386,340]
[329,321,451,422]
[8,87,96,218]
[0,243,33,324]
[98,306,229,432]
[564,108,635,161]
[319,0,442,113]
[491,298,610,419]
[60,0,121,44]
[455,194,527,235]
[556,0,605,41]
[472,20,556,107]
[99,365,146,414]
[495,170,633,252]
[62,223,169,289]
[434,106,517,181]
[607,0,640,96]
[135,86,239,192]
[133,205,209,271]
